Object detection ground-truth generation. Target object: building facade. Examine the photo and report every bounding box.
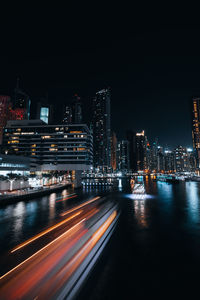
[192,97,200,169]
[135,130,147,171]
[2,120,93,172]
[92,88,111,169]
[117,140,130,171]
[174,146,188,172]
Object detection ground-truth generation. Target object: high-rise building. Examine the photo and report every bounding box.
[117,140,130,171]
[157,146,165,172]
[174,146,188,172]
[192,97,200,169]
[150,140,159,171]
[0,96,11,144]
[126,130,137,171]
[63,105,73,124]
[146,140,151,171]
[92,88,111,169]
[73,94,82,124]
[135,130,147,171]
[187,149,196,172]
[111,132,117,171]
[164,150,175,172]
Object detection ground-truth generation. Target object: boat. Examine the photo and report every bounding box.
[132,183,145,194]
[156,174,179,183]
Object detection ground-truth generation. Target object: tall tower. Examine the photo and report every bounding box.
[73,94,82,124]
[117,140,130,171]
[92,88,111,169]
[135,130,147,171]
[192,97,200,169]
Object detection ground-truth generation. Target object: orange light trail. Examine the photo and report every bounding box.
[60,196,100,217]
[0,218,85,281]
[10,211,83,253]
[48,210,118,285]
[35,210,118,298]
[56,194,77,203]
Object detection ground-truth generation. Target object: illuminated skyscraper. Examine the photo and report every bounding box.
[192,97,200,169]
[135,130,147,171]
[92,88,111,168]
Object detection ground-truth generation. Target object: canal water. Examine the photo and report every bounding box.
[0,186,112,255]
[81,179,200,299]
[1,179,200,298]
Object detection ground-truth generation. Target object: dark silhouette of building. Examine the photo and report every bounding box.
[63,105,72,124]
[73,94,82,124]
[62,94,82,125]
[111,131,117,171]
[192,97,200,169]
[92,88,111,169]
[126,130,137,171]
[14,78,31,120]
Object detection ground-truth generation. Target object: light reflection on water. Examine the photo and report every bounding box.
[12,202,25,241]
[185,182,200,224]
[49,193,56,220]
[134,199,148,228]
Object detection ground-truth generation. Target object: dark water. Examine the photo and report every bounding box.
[81,179,200,299]
[0,186,112,255]
[1,179,200,298]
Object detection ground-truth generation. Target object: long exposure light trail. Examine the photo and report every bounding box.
[56,194,77,202]
[11,210,82,253]
[0,219,86,280]
[60,196,100,217]
[32,210,118,299]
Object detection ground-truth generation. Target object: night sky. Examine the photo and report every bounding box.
[1,20,200,149]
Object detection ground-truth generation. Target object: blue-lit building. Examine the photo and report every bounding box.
[0,153,30,176]
[36,101,54,124]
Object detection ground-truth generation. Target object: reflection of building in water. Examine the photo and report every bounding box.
[13,202,25,241]
[49,193,56,220]
[185,182,199,223]
[134,200,148,228]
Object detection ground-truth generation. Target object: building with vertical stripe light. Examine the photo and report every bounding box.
[192,97,200,169]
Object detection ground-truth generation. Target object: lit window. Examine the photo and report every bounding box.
[42,136,51,139]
